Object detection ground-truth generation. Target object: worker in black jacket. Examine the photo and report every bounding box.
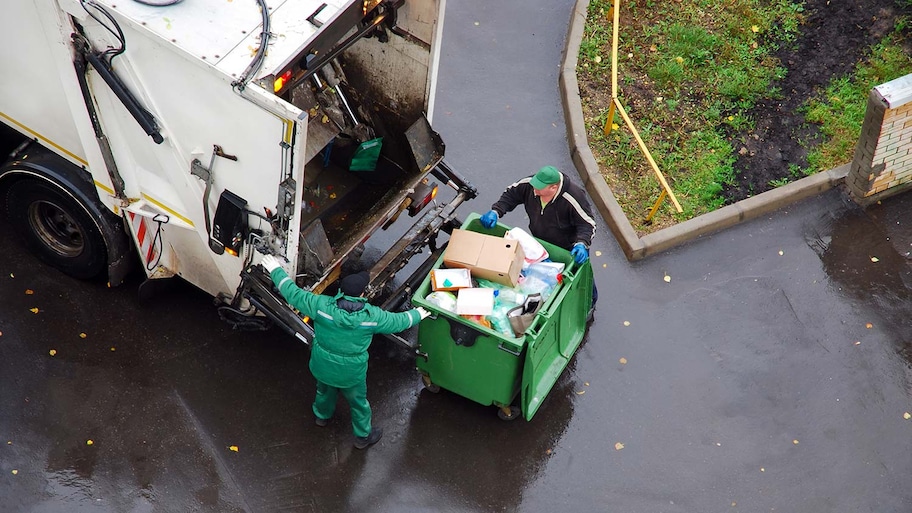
[480,165,598,313]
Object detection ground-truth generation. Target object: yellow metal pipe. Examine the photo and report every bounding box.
[645,189,668,223]
[603,101,617,136]
[611,0,619,99]
[613,98,683,212]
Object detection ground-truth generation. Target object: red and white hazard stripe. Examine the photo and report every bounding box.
[128,212,158,265]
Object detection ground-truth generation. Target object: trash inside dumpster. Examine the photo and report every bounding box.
[411,213,593,420]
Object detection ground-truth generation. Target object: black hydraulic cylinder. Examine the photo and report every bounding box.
[85,52,164,144]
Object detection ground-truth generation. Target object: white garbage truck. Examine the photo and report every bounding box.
[0,0,476,344]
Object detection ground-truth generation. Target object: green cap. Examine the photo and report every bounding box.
[529,166,561,190]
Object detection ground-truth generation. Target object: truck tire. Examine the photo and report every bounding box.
[5,178,107,279]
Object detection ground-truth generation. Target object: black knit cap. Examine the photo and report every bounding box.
[340,271,369,296]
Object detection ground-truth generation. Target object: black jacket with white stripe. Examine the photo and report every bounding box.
[490,172,596,251]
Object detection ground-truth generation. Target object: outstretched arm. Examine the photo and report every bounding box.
[369,307,423,335]
[265,263,319,318]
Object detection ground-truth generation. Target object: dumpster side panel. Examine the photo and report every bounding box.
[415,316,522,407]
[520,244,593,420]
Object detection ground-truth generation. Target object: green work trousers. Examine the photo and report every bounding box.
[313,379,372,438]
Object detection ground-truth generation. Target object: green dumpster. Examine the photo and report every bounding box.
[411,213,593,420]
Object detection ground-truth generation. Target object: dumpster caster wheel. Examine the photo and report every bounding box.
[420,374,440,394]
[497,405,520,421]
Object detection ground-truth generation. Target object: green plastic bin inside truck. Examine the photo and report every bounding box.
[412,213,593,420]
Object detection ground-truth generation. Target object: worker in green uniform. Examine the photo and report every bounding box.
[262,255,430,449]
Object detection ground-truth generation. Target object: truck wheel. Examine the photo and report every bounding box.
[6,179,107,279]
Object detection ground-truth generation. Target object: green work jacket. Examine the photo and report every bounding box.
[270,268,421,388]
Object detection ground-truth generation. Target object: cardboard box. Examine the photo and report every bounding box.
[455,287,495,316]
[443,229,525,287]
[429,268,472,291]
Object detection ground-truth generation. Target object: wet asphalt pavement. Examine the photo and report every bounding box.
[2,1,912,512]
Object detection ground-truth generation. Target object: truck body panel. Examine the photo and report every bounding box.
[1,0,471,342]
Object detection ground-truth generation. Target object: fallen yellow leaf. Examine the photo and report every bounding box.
[615,442,624,450]
[602,263,607,268]
[86,440,94,446]
[30,308,39,314]
[760,467,765,472]
[10,273,14,278]
[595,251,603,257]
[623,321,630,326]
[854,341,861,346]
[619,357,627,365]
[674,56,684,64]
[903,412,911,420]
[594,55,602,64]
[584,382,590,386]
[110,347,116,352]
[751,25,760,32]
[792,439,799,445]
[11,469,17,475]
[229,445,239,452]
[871,256,879,263]
[576,390,586,395]
[778,250,784,256]
[663,275,671,283]
[49,349,57,356]
[866,323,873,329]
[546,448,552,455]
[79,333,87,339]
[25,289,33,295]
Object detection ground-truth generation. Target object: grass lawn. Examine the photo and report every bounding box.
[577,0,912,234]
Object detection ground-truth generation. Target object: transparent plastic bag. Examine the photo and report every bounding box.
[425,291,457,313]
[518,274,553,301]
[489,300,516,337]
[494,289,526,306]
[525,263,561,286]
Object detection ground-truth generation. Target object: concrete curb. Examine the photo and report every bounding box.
[561,0,849,261]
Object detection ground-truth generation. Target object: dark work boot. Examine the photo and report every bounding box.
[353,427,383,450]
[315,416,330,427]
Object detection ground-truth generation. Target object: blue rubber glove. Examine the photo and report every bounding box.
[571,243,589,264]
[480,210,499,229]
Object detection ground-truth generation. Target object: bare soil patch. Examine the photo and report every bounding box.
[725,0,910,202]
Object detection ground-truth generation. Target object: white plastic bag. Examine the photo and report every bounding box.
[505,227,548,267]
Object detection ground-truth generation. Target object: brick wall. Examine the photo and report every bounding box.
[847,73,912,205]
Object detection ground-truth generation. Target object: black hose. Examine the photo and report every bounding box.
[232,0,271,90]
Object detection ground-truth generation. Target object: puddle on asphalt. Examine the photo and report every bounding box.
[806,191,912,362]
